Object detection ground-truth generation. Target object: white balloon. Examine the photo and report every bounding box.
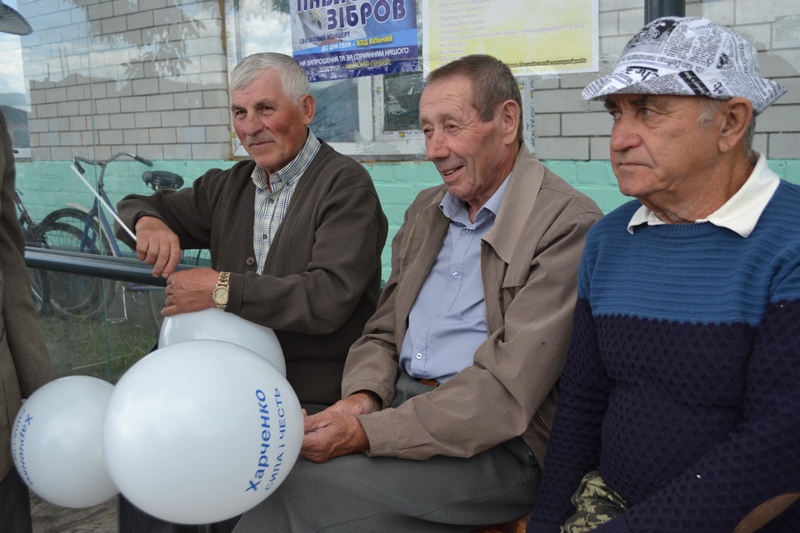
[10,375,118,508]
[103,340,303,525]
[159,309,286,377]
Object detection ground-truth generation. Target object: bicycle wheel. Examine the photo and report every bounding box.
[22,228,51,315]
[28,268,50,316]
[126,284,165,333]
[36,208,116,319]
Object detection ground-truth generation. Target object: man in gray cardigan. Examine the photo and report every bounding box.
[115,52,387,533]
[116,53,387,409]
[232,55,603,532]
[0,3,57,532]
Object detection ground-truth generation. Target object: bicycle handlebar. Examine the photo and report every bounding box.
[72,152,154,174]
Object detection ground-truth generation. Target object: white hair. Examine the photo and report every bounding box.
[230,53,310,104]
[698,97,756,154]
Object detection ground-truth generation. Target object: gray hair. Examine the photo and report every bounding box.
[698,97,756,155]
[230,53,310,104]
[426,54,524,143]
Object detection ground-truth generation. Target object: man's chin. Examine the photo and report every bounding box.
[249,154,282,172]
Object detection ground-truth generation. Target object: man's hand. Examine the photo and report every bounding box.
[163,268,220,317]
[134,216,182,278]
[301,392,381,463]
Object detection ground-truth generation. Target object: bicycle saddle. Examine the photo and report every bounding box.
[142,170,185,191]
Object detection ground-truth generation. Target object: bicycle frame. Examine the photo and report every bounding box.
[37,151,185,327]
[14,190,37,242]
[76,187,124,257]
[69,152,149,258]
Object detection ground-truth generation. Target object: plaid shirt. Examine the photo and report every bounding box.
[251,130,321,274]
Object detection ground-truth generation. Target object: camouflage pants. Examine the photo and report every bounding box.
[561,471,628,533]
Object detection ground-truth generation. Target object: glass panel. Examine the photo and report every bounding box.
[310,79,359,142]
[0,0,29,155]
[9,1,222,411]
[37,271,159,383]
[383,71,424,131]
[226,0,361,148]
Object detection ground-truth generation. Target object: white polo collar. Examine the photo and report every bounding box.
[627,152,779,238]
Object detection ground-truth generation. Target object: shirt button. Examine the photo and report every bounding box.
[452,272,459,278]
[246,257,255,266]
[415,353,422,359]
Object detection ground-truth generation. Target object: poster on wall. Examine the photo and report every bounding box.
[291,0,420,81]
[422,0,598,76]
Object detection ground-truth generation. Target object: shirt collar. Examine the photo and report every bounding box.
[439,176,510,225]
[627,152,779,237]
[251,129,321,192]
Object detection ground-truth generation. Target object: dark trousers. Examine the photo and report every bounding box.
[232,372,541,533]
[118,497,240,533]
[0,469,33,533]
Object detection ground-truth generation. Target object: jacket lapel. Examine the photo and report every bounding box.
[394,191,449,347]
[483,144,544,265]
[481,144,545,332]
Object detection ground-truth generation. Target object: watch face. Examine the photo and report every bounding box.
[212,287,228,305]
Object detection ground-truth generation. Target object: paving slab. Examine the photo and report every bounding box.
[31,493,117,533]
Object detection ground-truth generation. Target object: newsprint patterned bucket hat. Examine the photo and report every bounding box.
[582,17,786,115]
[0,0,32,35]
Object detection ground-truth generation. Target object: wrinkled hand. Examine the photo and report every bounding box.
[301,392,381,463]
[163,268,220,317]
[134,216,182,278]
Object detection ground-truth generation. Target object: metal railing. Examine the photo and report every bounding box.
[24,246,194,286]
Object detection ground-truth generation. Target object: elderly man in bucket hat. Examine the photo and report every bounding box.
[527,17,799,533]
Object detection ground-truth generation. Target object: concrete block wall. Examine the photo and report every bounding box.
[19,0,231,162]
[533,0,800,161]
[16,0,798,164]
[14,154,800,280]
[10,0,800,278]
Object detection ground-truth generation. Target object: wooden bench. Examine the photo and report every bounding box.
[472,515,529,533]
[470,493,800,533]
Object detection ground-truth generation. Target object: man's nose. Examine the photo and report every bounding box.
[609,118,641,153]
[240,114,264,136]
[425,131,448,161]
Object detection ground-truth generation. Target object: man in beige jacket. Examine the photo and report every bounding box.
[233,54,603,533]
[0,3,56,531]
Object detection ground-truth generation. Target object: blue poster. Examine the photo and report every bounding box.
[292,0,419,81]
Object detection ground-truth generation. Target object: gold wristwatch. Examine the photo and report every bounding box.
[211,271,230,309]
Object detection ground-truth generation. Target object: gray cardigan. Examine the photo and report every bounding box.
[117,140,388,405]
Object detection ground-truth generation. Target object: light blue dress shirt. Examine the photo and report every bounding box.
[399,178,509,383]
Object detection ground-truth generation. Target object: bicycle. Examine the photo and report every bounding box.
[14,190,50,315]
[36,152,185,329]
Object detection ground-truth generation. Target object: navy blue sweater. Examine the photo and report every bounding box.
[529,181,800,532]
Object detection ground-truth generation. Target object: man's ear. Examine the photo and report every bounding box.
[718,97,753,154]
[299,94,316,125]
[499,99,521,145]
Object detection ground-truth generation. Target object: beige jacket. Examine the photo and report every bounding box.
[342,144,602,467]
[0,111,55,480]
